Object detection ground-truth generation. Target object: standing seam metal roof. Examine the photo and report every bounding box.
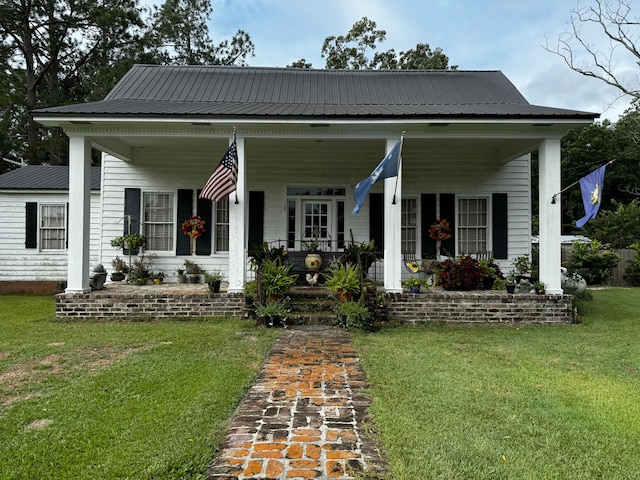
[33,65,598,119]
[0,166,101,190]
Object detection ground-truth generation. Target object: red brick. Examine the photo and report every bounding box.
[326,460,345,477]
[305,444,321,460]
[286,469,319,478]
[243,460,263,476]
[286,444,303,459]
[265,459,284,477]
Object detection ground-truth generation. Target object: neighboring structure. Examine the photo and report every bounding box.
[0,165,101,294]
[32,65,598,295]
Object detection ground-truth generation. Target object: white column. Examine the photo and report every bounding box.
[228,135,246,293]
[66,135,92,293]
[384,138,403,293]
[538,138,563,294]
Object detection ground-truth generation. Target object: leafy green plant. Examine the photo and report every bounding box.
[567,240,621,284]
[204,269,224,283]
[243,280,257,299]
[110,233,146,249]
[324,261,361,298]
[585,199,640,249]
[260,259,297,298]
[342,240,378,277]
[336,300,371,330]
[401,275,426,290]
[512,254,532,277]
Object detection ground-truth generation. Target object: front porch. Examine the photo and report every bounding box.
[55,283,575,324]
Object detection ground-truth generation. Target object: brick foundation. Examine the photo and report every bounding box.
[55,284,245,319]
[387,290,575,324]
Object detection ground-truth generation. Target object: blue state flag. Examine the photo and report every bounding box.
[352,137,403,215]
[576,164,607,228]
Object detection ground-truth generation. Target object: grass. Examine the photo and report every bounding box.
[354,288,640,480]
[0,296,278,479]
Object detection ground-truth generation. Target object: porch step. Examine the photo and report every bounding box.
[287,287,339,327]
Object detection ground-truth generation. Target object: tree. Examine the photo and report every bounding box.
[0,0,146,165]
[149,0,254,66]
[545,0,639,101]
[291,17,456,70]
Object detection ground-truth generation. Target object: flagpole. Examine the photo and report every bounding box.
[233,127,239,204]
[551,159,615,204]
[391,132,405,205]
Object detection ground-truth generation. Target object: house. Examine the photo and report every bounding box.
[32,65,598,295]
[0,165,101,294]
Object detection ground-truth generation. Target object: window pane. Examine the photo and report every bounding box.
[401,198,417,254]
[143,193,174,251]
[458,198,488,254]
[40,204,66,250]
[215,197,229,252]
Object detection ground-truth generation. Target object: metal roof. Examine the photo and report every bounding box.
[0,166,101,190]
[33,65,598,120]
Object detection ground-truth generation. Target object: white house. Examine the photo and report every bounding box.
[0,165,101,293]
[32,65,598,295]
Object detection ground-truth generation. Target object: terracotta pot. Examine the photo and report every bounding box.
[337,290,353,302]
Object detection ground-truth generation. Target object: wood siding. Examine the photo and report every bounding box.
[0,192,100,281]
[99,137,532,279]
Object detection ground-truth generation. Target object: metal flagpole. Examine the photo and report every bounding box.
[551,159,615,204]
[391,132,405,205]
[233,127,239,204]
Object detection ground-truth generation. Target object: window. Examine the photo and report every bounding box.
[401,198,417,254]
[40,204,66,250]
[458,198,488,254]
[214,197,229,252]
[143,192,174,251]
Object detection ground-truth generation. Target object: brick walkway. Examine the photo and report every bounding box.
[207,328,386,479]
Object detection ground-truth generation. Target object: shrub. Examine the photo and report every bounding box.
[567,240,621,285]
[260,259,297,298]
[336,300,371,330]
[586,199,640,249]
[438,256,484,290]
[624,243,640,287]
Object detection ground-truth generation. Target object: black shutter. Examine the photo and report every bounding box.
[421,194,437,258]
[440,193,456,257]
[369,193,384,252]
[492,193,508,259]
[196,190,212,255]
[176,189,193,255]
[124,188,141,255]
[66,203,69,249]
[248,191,264,254]
[25,202,37,249]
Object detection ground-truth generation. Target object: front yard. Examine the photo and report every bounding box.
[1,289,638,479]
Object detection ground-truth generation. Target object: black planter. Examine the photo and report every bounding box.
[209,281,221,293]
[110,272,125,281]
[506,284,516,294]
[482,277,495,290]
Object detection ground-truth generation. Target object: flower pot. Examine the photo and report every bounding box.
[189,275,199,283]
[209,281,221,293]
[337,290,354,302]
[153,278,163,285]
[110,272,125,282]
[409,287,420,294]
[483,277,495,290]
[177,274,186,284]
[304,253,322,270]
[506,284,516,294]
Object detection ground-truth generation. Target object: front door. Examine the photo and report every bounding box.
[302,200,332,250]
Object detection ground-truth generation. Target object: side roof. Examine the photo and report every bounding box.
[0,166,101,191]
[33,65,598,120]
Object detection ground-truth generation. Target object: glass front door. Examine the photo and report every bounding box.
[302,200,332,250]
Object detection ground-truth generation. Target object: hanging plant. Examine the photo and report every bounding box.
[429,218,452,241]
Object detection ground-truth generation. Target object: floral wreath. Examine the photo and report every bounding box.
[182,215,206,239]
[429,218,452,241]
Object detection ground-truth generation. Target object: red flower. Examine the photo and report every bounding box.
[182,216,206,239]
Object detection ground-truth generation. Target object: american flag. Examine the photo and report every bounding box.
[199,138,238,202]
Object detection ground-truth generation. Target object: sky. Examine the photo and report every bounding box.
[150,0,637,122]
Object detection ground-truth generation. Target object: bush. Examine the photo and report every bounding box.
[438,256,484,290]
[585,199,640,249]
[567,240,621,285]
[336,300,371,330]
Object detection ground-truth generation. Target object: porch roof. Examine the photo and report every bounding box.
[0,165,101,190]
[33,65,598,121]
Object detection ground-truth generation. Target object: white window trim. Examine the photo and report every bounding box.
[401,196,419,255]
[39,203,67,252]
[142,191,175,253]
[456,195,491,256]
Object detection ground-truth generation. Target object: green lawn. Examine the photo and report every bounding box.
[0,296,278,479]
[354,288,640,479]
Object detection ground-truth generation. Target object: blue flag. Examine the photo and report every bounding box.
[352,137,403,215]
[576,164,607,228]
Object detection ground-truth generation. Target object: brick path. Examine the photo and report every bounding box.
[207,328,386,479]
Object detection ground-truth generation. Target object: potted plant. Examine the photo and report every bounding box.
[110,256,128,281]
[342,240,378,277]
[512,254,532,282]
[255,298,290,328]
[204,269,224,293]
[151,271,165,285]
[184,259,201,283]
[534,280,546,294]
[336,300,371,330]
[479,258,504,290]
[324,261,361,302]
[401,275,425,293]
[176,267,186,284]
[437,256,484,291]
[243,280,257,306]
[302,231,323,271]
[110,233,146,250]
[261,259,297,301]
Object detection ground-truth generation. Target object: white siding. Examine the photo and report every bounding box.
[100,137,531,281]
[0,191,101,281]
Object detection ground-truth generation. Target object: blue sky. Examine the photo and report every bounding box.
[151,0,637,122]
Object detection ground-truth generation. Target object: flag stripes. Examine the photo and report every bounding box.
[199,138,238,202]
